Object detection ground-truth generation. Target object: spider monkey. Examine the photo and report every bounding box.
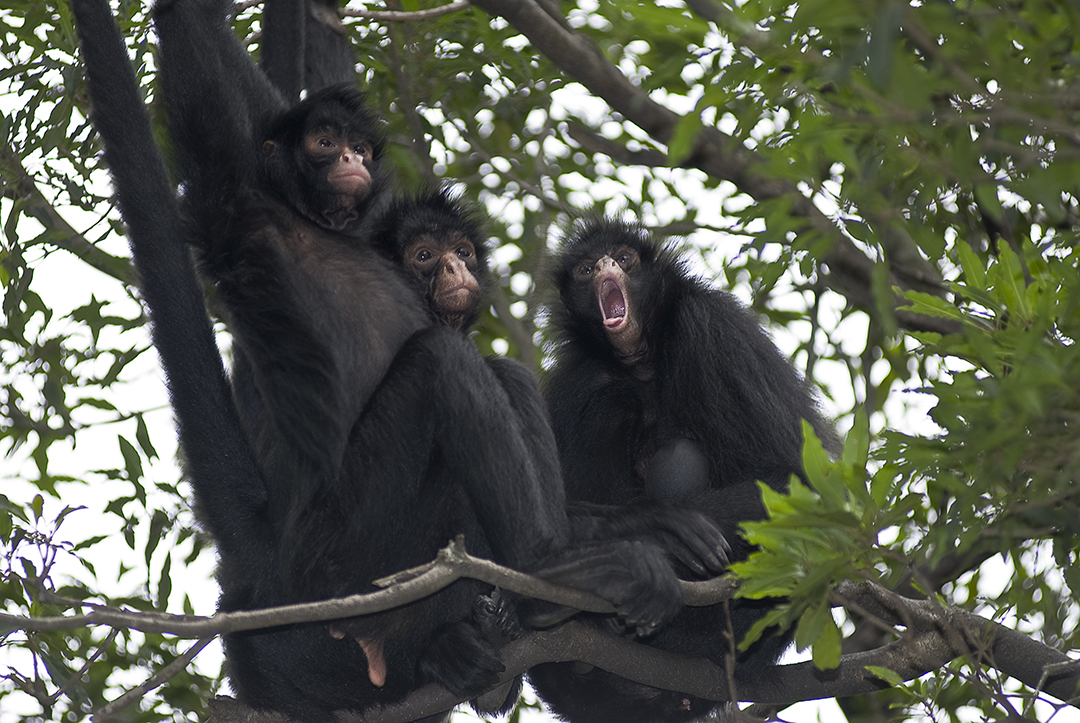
[530,219,840,723]
[73,1,727,720]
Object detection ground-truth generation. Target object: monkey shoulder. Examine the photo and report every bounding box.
[547,353,648,442]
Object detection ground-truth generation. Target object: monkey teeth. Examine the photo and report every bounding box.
[599,278,627,327]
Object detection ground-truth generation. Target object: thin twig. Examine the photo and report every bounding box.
[91,637,214,722]
[2,538,736,638]
[342,1,469,22]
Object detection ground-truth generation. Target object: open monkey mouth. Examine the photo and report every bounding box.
[598,277,627,328]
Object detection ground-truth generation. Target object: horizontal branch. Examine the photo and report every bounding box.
[341,1,469,22]
[11,541,1077,723]
[92,638,213,723]
[1,538,736,638]
[206,580,1080,723]
[827,581,1080,707]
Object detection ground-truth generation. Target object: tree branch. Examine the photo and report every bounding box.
[1,538,735,637]
[469,0,962,336]
[0,142,135,285]
[341,1,470,22]
[205,579,1080,723]
[11,540,1077,722]
[92,638,214,723]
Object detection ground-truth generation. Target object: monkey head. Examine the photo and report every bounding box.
[302,130,373,199]
[554,219,677,366]
[403,231,482,331]
[379,189,489,331]
[571,246,643,358]
[261,84,388,231]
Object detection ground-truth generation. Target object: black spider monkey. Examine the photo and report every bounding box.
[74,1,725,720]
[152,0,702,713]
[377,190,733,580]
[528,219,840,723]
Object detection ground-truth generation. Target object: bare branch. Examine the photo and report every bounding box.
[92,638,214,723]
[11,547,1078,723]
[829,581,1080,707]
[564,123,669,168]
[205,580,1080,723]
[341,1,470,22]
[1,539,733,638]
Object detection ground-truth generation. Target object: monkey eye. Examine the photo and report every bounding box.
[416,249,433,263]
[576,263,593,278]
[456,246,472,258]
[614,248,638,269]
[353,141,373,157]
[317,137,334,148]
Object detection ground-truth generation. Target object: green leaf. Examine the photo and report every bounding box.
[802,421,844,507]
[991,243,1030,323]
[898,291,966,322]
[739,607,791,650]
[135,413,159,460]
[865,665,904,686]
[957,241,986,291]
[811,614,842,670]
[668,112,703,165]
[30,494,43,521]
[145,509,168,566]
[118,435,144,485]
[157,551,173,608]
[794,599,831,651]
[841,407,870,471]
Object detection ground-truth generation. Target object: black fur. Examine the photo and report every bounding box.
[530,218,839,723]
[375,188,491,331]
[76,2,705,720]
[376,192,734,596]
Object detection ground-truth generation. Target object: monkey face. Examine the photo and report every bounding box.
[570,246,644,359]
[303,131,374,198]
[404,233,482,330]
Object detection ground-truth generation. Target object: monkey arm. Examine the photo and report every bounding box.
[72,0,272,564]
[153,0,287,203]
[663,289,812,489]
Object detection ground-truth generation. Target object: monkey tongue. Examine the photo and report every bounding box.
[600,278,626,326]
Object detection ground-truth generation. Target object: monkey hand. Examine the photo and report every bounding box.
[419,621,506,698]
[567,501,730,578]
[526,540,684,637]
[607,539,686,636]
[633,506,731,579]
[474,589,525,643]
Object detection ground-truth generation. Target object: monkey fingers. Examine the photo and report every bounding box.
[528,540,683,637]
[567,502,730,578]
[642,507,731,577]
[473,589,525,643]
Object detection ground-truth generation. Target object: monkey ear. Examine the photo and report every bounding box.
[262,140,278,157]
